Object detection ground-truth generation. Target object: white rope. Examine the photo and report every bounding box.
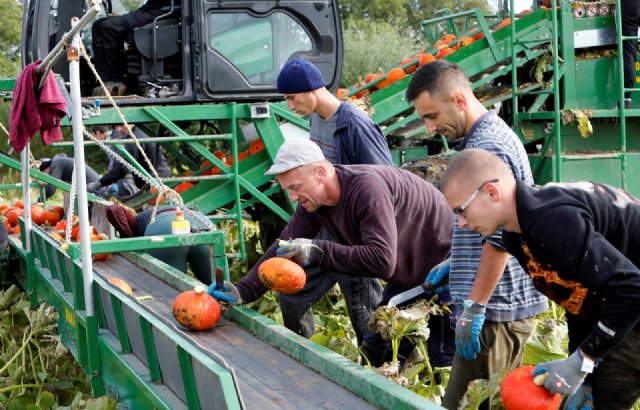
[77,40,214,230]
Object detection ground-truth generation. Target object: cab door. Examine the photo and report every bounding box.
[195,0,343,101]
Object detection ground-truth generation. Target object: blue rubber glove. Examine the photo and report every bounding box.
[532,349,588,396]
[564,384,593,410]
[207,281,240,303]
[276,238,323,267]
[425,259,450,294]
[107,183,119,196]
[455,300,486,360]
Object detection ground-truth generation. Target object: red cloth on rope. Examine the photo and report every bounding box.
[9,60,67,153]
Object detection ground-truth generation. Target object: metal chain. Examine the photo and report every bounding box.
[64,167,77,245]
[566,0,614,6]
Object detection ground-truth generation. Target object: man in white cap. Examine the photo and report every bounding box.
[235,138,455,367]
[272,58,394,350]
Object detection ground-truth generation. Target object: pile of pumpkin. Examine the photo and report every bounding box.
[336,18,512,101]
[1,200,64,236]
[151,139,266,206]
[49,216,111,261]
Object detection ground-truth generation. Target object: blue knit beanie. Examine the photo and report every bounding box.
[277,58,326,94]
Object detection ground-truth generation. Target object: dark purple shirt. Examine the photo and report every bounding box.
[237,164,453,302]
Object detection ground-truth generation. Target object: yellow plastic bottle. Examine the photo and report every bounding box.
[171,207,190,235]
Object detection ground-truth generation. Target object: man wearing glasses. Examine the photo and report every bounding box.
[441,148,640,410]
[406,61,547,409]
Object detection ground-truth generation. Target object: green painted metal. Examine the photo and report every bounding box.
[140,316,163,382]
[110,294,133,353]
[177,346,202,410]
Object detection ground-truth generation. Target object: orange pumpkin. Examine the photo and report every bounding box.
[249,139,265,155]
[496,17,511,30]
[258,257,306,294]
[13,200,24,209]
[401,57,418,74]
[500,366,562,410]
[335,88,349,100]
[12,224,20,235]
[48,205,65,219]
[353,82,369,99]
[175,182,194,194]
[42,209,62,226]
[172,286,221,331]
[433,39,449,50]
[419,53,436,68]
[458,36,475,48]
[31,205,45,225]
[0,203,10,215]
[6,207,24,227]
[436,47,455,59]
[385,67,406,86]
[441,33,457,43]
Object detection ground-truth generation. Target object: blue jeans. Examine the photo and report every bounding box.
[361,283,455,368]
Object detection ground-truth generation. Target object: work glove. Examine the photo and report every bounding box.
[86,181,102,192]
[532,349,589,396]
[455,299,486,360]
[107,183,119,196]
[276,238,324,267]
[564,383,593,410]
[207,281,241,304]
[424,259,450,295]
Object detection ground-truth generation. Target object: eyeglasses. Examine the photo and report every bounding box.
[453,178,499,216]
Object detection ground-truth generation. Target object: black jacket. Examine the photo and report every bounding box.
[503,181,640,359]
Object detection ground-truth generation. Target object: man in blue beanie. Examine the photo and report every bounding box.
[275,58,392,349]
[271,58,455,368]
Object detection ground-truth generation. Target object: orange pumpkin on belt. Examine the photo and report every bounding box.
[172,286,221,331]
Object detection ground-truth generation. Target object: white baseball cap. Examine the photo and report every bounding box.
[264,138,325,175]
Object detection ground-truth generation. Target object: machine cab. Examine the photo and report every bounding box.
[21,0,343,103]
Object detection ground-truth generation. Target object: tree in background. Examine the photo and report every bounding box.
[339,0,491,88]
[0,0,22,78]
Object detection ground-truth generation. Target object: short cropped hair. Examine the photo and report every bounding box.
[406,60,472,102]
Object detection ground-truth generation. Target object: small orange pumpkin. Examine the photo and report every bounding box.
[48,205,65,219]
[6,207,24,227]
[12,224,20,235]
[175,182,194,194]
[496,17,511,30]
[441,33,457,43]
[385,67,406,86]
[31,205,45,225]
[172,286,221,331]
[418,53,436,68]
[353,82,369,99]
[500,366,562,410]
[433,39,449,50]
[335,88,350,100]
[249,139,265,155]
[436,47,455,59]
[0,203,10,215]
[42,209,62,226]
[401,57,418,74]
[13,200,24,209]
[258,257,306,294]
[458,36,475,48]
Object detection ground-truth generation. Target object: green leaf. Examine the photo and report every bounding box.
[37,391,55,410]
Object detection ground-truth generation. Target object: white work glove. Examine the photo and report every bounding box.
[276,238,324,267]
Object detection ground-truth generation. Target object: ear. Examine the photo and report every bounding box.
[484,182,501,203]
[452,92,467,111]
[314,165,327,182]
